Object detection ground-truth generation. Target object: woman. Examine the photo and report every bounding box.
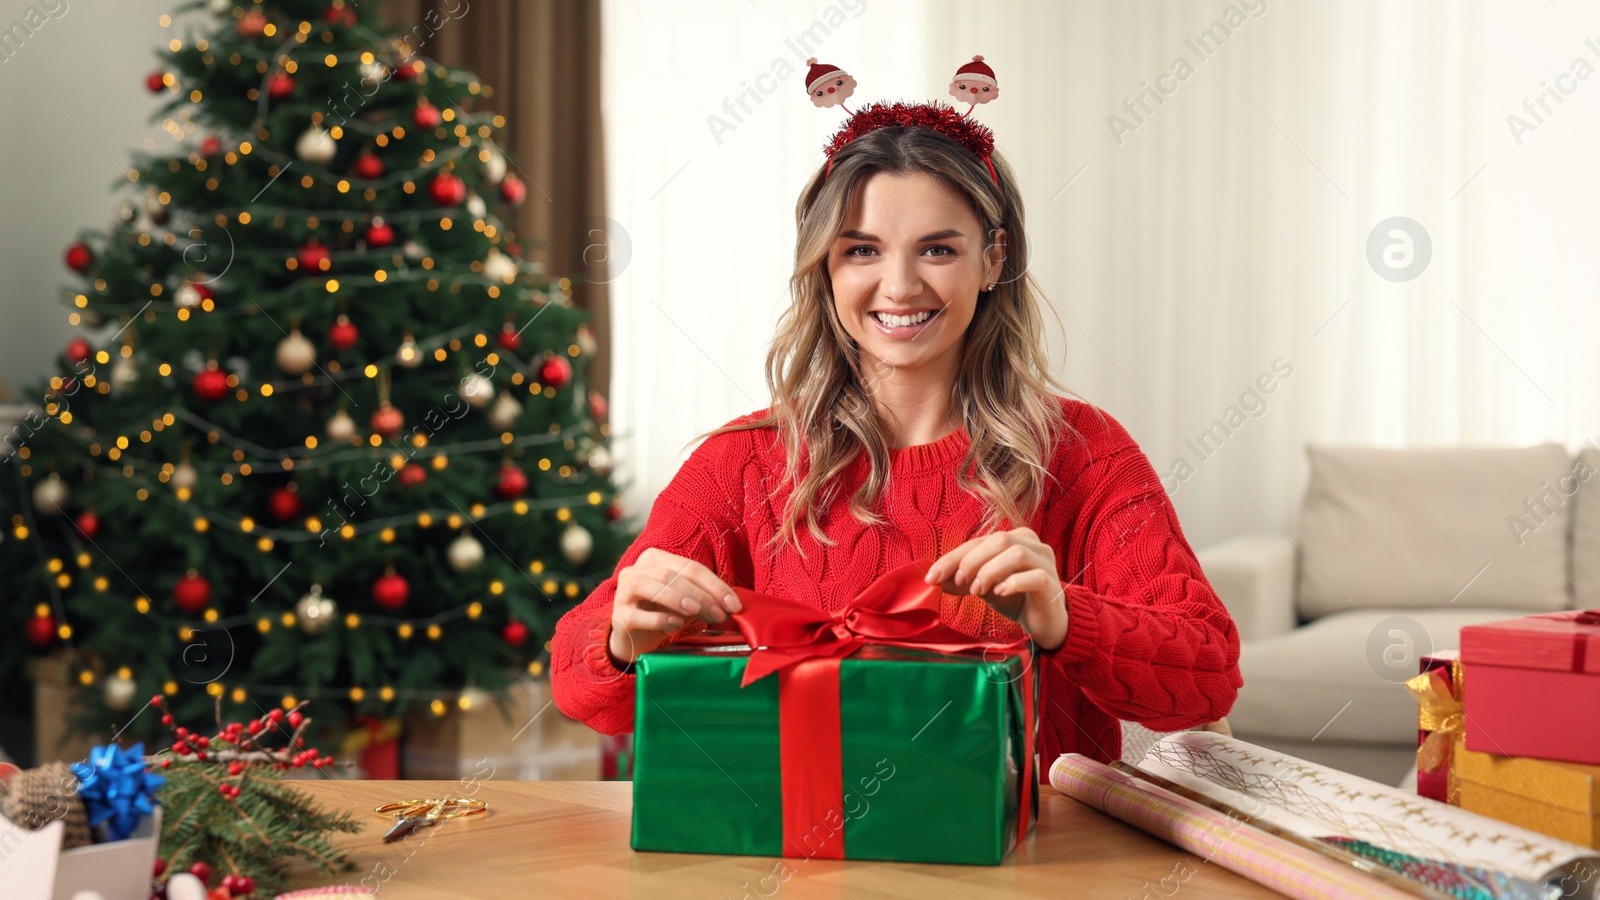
[551,120,1241,769]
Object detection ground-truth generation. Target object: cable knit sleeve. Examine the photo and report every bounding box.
[549,432,751,736]
[1043,436,1242,732]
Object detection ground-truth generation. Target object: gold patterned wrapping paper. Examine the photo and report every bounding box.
[1137,732,1600,898]
[1452,742,1600,847]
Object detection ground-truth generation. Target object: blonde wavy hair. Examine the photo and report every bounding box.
[693,125,1086,558]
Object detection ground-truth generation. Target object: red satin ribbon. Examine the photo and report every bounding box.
[730,558,1037,860]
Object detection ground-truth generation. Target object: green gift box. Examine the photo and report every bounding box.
[630,639,1038,865]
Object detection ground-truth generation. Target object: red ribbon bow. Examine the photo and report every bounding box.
[726,558,1037,860]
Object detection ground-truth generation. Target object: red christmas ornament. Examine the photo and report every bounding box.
[26,611,56,647]
[173,571,213,614]
[193,364,230,402]
[495,464,528,499]
[64,242,93,273]
[392,58,418,80]
[64,337,92,365]
[413,101,442,129]
[540,355,573,390]
[74,510,100,540]
[327,314,360,351]
[267,485,301,522]
[428,172,465,207]
[496,322,521,352]
[371,571,409,610]
[398,464,426,487]
[236,10,267,38]
[354,151,384,180]
[370,402,403,437]
[588,390,608,422]
[499,175,527,205]
[365,217,395,248]
[296,241,330,273]
[605,501,623,522]
[200,135,222,157]
[267,71,295,99]
[146,70,167,93]
[502,621,528,648]
[323,3,356,26]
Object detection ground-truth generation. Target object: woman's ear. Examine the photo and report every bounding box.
[985,227,1008,286]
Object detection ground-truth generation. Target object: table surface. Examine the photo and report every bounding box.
[285,779,1284,899]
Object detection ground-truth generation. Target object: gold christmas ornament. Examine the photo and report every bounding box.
[275,328,318,375]
[561,522,593,565]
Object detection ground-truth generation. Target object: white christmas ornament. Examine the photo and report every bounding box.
[111,357,140,390]
[327,409,357,442]
[487,391,522,431]
[33,473,70,513]
[575,323,599,358]
[296,586,338,634]
[104,673,137,711]
[396,335,422,368]
[561,523,593,565]
[174,282,204,309]
[207,0,233,14]
[466,193,486,220]
[458,373,493,408]
[296,125,338,164]
[457,686,490,712]
[482,249,518,283]
[448,533,484,571]
[166,872,207,900]
[483,148,507,183]
[359,61,389,86]
[403,240,425,259]
[170,462,199,491]
[587,445,613,475]
[275,329,318,375]
[116,199,139,224]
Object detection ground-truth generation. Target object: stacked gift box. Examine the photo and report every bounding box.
[1409,609,1600,847]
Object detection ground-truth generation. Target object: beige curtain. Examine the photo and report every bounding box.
[383,0,611,401]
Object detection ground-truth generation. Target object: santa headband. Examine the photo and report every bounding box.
[806,55,1001,185]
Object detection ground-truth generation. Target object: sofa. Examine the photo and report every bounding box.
[1194,442,1600,786]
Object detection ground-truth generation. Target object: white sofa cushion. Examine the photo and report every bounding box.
[1574,444,1600,611]
[1297,444,1574,620]
[1230,607,1530,743]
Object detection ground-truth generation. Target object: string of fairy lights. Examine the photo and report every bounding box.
[13,6,628,719]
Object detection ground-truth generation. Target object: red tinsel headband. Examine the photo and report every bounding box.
[806,55,1001,186]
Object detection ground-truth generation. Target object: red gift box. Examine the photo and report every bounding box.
[1416,650,1460,802]
[1460,610,1600,766]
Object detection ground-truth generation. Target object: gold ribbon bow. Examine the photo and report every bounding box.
[1405,660,1464,774]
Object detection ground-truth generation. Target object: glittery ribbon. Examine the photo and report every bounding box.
[70,743,165,841]
[1406,660,1464,775]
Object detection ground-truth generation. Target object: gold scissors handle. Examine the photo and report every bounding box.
[374,797,487,842]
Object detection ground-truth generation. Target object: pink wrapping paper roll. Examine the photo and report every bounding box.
[1050,754,1416,900]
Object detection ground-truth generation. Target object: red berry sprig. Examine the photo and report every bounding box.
[147,695,336,772]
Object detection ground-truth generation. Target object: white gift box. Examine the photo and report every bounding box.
[0,806,162,900]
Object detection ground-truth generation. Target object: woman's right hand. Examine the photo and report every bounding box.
[607,548,742,665]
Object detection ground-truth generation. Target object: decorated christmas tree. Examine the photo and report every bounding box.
[0,0,631,753]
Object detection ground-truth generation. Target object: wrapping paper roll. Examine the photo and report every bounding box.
[1050,754,1417,900]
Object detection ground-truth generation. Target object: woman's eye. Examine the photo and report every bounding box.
[846,245,875,258]
[925,245,956,257]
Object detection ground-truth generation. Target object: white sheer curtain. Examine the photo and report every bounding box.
[600,0,1600,549]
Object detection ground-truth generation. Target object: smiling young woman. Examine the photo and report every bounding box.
[551,118,1242,771]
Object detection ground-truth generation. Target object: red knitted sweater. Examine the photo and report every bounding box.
[551,395,1242,775]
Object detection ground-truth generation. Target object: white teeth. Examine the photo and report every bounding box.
[874,310,933,328]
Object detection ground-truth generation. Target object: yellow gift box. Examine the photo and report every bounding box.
[1450,742,1600,846]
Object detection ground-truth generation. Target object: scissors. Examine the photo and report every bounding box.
[374,797,488,842]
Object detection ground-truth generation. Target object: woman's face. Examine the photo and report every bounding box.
[827,171,1005,381]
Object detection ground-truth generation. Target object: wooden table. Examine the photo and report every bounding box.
[285,780,1283,898]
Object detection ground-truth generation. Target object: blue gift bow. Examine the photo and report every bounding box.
[70,743,166,841]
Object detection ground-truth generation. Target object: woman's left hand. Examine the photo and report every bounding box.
[925,528,1069,651]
